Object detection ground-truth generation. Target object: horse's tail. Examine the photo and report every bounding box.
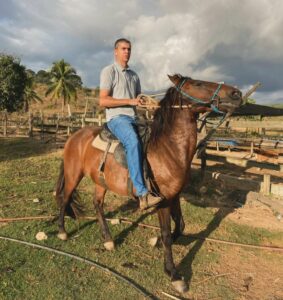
[55,161,84,219]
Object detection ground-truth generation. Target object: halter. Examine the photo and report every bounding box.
[175,77,224,114]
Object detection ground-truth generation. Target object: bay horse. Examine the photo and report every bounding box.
[55,74,242,293]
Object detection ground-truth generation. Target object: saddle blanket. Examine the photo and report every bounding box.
[91,134,119,153]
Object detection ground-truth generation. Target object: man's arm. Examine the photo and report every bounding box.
[99,89,140,108]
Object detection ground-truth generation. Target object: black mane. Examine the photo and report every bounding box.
[150,86,183,144]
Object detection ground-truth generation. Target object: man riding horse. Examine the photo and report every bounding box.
[55,37,243,293]
[99,38,162,210]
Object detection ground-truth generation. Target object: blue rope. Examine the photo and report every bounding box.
[175,78,224,114]
[211,104,224,114]
[211,83,222,101]
[176,78,207,105]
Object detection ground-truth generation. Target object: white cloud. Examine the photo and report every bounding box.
[123,0,283,93]
[0,0,282,104]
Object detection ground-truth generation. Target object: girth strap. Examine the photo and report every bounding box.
[98,141,112,188]
[97,140,134,197]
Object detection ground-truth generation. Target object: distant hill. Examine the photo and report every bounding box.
[29,83,100,114]
[257,98,283,107]
[271,104,283,109]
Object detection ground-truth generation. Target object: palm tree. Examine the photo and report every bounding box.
[45,59,82,113]
[23,72,42,112]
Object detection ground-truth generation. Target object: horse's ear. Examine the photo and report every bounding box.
[168,74,181,85]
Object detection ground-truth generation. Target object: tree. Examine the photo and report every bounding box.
[94,86,100,98]
[82,86,92,97]
[246,98,256,104]
[0,54,27,112]
[23,72,42,112]
[35,70,51,84]
[45,59,82,112]
[26,69,36,78]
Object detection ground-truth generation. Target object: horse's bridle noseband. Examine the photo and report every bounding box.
[174,77,224,114]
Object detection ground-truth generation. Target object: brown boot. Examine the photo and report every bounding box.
[139,193,163,210]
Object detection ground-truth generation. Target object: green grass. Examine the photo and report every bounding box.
[0,137,282,299]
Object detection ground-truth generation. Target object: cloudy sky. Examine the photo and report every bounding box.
[1,0,283,104]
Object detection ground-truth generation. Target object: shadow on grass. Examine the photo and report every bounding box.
[50,177,240,294]
[177,172,249,289]
[50,198,156,244]
[0,137,60,162]
[175,206,234,289]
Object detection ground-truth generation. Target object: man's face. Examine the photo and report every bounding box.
[114,42,131,65]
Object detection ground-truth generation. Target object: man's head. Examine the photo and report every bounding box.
[114,38,131,66]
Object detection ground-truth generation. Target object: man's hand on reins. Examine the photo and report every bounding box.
[131,97,146,106]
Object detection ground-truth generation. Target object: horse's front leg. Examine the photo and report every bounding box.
[170,196,185,242]
[157,205,188,294]
[93,185,114,251]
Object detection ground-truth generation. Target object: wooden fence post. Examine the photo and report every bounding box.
[3,110,7,137]
[84,97,89,117]
[40,111,44,140]
[55,114,60,142]
[16,115,20,135]
[67,116,71,136]
[262,174,271,195]
[81,116,85,128]
[98,114,102,126]
[250,141,254,157]
[279,154,283,172]
[28,112,33,137]
[67,104,72,117]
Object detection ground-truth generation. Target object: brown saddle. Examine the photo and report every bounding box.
[92,119,151,169]
[91,117,152,196]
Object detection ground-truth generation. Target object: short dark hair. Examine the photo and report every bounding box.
[114,38,131,49]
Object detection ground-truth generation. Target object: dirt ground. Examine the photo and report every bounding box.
[180,188,282,299]
[188,160,283,233]
[213,246,283,300]
[226,193,283,232]
[179,171,283,299]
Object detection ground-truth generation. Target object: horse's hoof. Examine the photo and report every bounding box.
[172,280,188,294]
[104,241,115,251]
[57,232,68,241]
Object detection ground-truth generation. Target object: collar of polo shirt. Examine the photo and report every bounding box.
[114,61,130,72]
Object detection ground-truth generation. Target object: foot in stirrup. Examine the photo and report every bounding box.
[139,193,163,210]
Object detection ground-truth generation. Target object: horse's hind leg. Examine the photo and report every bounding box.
[93,185,114,251]
[57,170,83,241]
[170,196,185,242]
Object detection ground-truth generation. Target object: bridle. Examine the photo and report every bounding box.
[174,77,224,114]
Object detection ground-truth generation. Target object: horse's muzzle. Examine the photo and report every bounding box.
[230,89,242,101]
[219,92,243,112]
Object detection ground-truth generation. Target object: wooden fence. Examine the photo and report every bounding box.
[1,112,282,137]
[204,116,283,137]
[1,110,282,196]
[0,111,105,140]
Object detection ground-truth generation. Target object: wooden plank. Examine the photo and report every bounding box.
[191,168,261,191]
[191,168,283,196]
[208,120,283,129]
[206,149,279,164]
[193,154,281,171]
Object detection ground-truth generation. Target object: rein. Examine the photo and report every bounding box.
[138,94,202,110]
[175,77,224,114]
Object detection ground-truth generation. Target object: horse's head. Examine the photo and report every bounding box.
[168,74,242,114]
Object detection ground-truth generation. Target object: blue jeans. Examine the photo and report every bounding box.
[107,115,148,197]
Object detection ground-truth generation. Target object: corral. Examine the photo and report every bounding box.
[0,102,282,299]
[1,106,283,201]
